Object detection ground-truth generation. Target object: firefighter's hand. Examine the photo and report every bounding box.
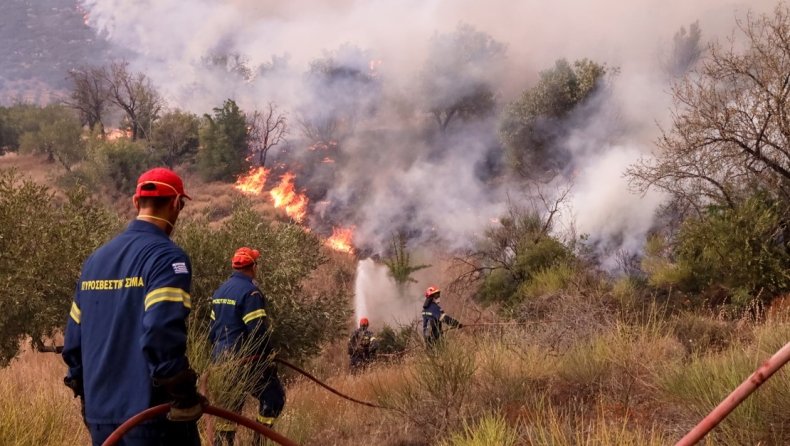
[168,392,209,422]
[64,376,84,398]
[153,368,208,422]
[457,323,464,329]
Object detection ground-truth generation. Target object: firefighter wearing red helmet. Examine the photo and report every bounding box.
[62,168,204,446]
[348,317,378,374]
[209,247,285,446]
[422,286,462,347]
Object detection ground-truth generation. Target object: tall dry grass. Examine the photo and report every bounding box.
[7,285,790,445]
[0,346,90,446]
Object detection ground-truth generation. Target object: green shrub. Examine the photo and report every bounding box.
[644,195,790,309]
[471,205,575,308]
[375,324,414,354]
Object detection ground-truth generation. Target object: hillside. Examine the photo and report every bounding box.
[0,0,117,104]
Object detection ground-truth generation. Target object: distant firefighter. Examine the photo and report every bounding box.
[422,286,462,347]
[348,318,379,374]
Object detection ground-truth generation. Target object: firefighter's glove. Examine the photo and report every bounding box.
[64,376,84,398]
[153,368,208,422]
[458,323,464,329]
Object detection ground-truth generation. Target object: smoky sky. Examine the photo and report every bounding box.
[80,0,777,256]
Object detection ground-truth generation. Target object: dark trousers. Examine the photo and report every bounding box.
[219,366,286,428]
[89,420,200,446]
[349,355,373,375]
[255,367,286,424]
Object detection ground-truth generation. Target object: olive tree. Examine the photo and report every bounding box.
[0,169,121,366]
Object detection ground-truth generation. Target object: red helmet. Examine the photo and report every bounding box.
[426,286,440,298]
[360,318,369,326]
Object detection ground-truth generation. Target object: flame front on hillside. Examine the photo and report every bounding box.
[326,225,355,253]
[270,172,308,223]
[235,168,354,253]
[235,167,269,195]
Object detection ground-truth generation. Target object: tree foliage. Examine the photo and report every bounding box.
[420,23,507,132]
[247,103,287,168]
[65,66,109,133]
[642,195,790,308]
[197,99,250,182]
[66,134,153,196]
[17,105,85,170]
[382,231,432,294]
[0,169,121,365]
[499,59,607,178]
[663,21,704,78]
[628,5,790,214]
[151,109,201,169]
[297,44,381,143]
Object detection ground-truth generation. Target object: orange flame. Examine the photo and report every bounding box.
[235,167,269,195]
[77,5,90,25]
[326,225,355,253]
[105,128,132,141]
[322,157,335,163]
[270,172,308,222]
[309,141,339,151]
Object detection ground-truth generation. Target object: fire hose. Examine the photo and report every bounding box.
[38,347,386,444]
[674,340,790,445]
[100,404,299,446]
[200,355,387,441]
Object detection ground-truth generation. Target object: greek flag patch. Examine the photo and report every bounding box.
[172,262,189,274]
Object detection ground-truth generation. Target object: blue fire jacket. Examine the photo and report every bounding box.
[422,299,460,341]
[62,219,193,425]
[208,272,271,360]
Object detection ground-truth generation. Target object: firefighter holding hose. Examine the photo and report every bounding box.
[62,168,205,446]
[348,318,378,374]
[209,247,286,446]
[422,286,462,347]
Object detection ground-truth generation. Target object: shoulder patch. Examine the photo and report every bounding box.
[172,262,189,274]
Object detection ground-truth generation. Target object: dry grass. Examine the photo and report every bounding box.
[0,153,60,188]
[8,301,790,446]
[0,345,90,446]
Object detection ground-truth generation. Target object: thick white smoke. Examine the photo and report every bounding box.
[353,259,428,329]
[80,0,776,258]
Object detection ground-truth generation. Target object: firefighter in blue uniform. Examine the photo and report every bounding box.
[62,168,205,446]
[422,286,462,347]
[348,317,378,375]
[209,247,286,446]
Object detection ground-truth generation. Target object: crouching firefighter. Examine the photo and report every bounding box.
[62,168,205,446]
[209,247,286,446]
[348,318,378,374]
[422,286,462,348]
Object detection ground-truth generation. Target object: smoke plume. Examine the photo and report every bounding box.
[79,0,775,260]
